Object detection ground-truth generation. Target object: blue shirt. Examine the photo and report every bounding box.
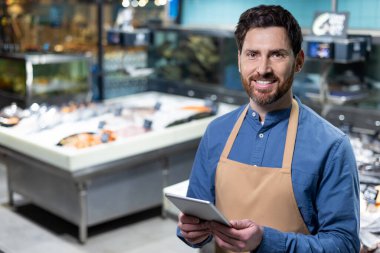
[179,97,360,253]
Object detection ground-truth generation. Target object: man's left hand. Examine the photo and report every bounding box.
[211,219,263,252]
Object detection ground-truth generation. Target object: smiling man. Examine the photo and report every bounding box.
[177,5,360,253]
[239,25,303,119]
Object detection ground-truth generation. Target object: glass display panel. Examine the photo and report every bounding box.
[151,31,220,84]
[32,59,89,97]
[149,29,242,91]
[0,57,27,96]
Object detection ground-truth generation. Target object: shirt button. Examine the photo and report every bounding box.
[252,112,256,117]
[259,133,264,138]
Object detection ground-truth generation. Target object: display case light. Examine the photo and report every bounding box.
[122,0,130,8]
[138,0,148,7]
[154,0,167,6]
[131,0,139,8]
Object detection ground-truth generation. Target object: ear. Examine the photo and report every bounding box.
[295,50,305,73]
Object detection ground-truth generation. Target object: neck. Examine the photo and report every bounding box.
[250,90,293,122]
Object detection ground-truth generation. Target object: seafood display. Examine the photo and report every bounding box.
[57,130,117,149]
[0,91,236,171]
[0,92,220,149]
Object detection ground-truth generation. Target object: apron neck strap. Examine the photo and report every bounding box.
[220,99,299,170]
[282,99,299,169]
[220,105,249,159]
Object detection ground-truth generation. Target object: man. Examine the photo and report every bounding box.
[177,5,360,253]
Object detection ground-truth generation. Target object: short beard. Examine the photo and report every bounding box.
[241,73,294,106]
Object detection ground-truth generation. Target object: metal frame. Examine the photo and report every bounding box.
[0,138,198,243]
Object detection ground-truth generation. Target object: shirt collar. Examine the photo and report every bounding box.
[245,97,301,130]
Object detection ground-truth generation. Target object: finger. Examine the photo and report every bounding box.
[213,228,241,246]
[212,219,258,240]
[214,233,244,252]
[179,222,210,233]
[210,222,241,240]
[214,221,263,252]
[179,212,201,224]
[181,231,211,244]
[179,219,210,231]
[186,236,209,245]
[214,234,234,251]
[181,229,210,241]
[230,219,255,230]
[185,233,210,245]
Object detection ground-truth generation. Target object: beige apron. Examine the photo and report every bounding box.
[215,99,310,253]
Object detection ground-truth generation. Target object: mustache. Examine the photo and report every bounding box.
[249,72,277,82]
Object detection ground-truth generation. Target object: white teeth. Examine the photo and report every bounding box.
[256,80,272,84]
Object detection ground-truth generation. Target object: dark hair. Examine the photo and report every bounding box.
[234,5,303,55]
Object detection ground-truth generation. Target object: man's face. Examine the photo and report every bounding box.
[238,27,303,105]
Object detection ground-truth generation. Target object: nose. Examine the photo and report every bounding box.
[255,58,271,75]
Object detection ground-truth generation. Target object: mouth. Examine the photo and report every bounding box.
[252,79,276,89]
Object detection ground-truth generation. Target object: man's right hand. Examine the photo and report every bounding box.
[178,212,211,244]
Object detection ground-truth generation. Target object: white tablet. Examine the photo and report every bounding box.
[165,193,231,226]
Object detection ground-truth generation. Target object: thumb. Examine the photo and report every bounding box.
[230,219,255,229]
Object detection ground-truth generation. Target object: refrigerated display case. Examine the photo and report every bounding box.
[1,0,167,102]
[0,91,236,243]
[293,34,371,106]
[0,53,92,109]
[147,26,247,105]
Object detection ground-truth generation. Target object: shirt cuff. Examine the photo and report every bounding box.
[254,226,286,253]
[176,226,213,248]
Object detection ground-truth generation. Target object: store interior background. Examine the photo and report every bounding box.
[1,0,380,252]
[184,0,380,82]
[2,0,380,102]
[183,0,380,29]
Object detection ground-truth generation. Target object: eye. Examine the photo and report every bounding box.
[246,51,257,59]
[272,52,285,59]
[271,51,287,60]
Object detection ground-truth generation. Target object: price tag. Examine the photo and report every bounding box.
[363,186,379,204]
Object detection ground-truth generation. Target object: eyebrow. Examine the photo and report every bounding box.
[270,49,290,55]
[243,48,290,55]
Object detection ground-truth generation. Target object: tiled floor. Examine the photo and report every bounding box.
[0,162,199,253]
